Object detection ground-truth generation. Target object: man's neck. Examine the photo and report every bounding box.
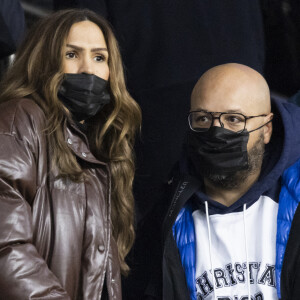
[204,171,261,207]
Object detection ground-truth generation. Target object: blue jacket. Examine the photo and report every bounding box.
[163,97,300,300]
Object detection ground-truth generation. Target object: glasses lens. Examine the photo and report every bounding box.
[220,113,245,132]
[189,111,212,131]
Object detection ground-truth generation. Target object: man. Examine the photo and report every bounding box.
[162,63,300,300]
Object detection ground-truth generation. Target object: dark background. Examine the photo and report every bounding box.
[2,1,299,299]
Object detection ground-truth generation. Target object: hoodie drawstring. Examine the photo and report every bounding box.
[205,201,217,300]
[204,202,252,300]
[243,203,251,300]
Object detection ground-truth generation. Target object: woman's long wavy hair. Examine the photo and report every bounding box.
[0,9,141,274]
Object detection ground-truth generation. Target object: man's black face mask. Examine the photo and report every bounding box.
[58,73,111,122]
[187,126,250,176]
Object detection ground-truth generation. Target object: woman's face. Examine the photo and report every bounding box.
[62,21,109,80]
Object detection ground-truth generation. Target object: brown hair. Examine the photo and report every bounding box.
[0,9,141,274]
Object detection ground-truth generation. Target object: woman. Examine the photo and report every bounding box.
[0,9,141,300]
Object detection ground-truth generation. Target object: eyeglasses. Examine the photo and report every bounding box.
[188,111,267,133]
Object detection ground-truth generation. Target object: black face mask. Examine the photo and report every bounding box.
[187,126,249,176]
[58,73,111,122]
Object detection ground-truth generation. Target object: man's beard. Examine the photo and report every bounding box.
[201,133,265,190]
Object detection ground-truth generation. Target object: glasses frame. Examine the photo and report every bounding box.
[188,111,267,133]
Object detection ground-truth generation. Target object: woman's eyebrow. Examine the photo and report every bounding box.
[66,44,108,52]
[66,44,83,51]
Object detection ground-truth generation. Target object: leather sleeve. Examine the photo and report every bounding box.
[0,100,70,299]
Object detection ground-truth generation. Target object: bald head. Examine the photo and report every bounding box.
[191,63,271,115]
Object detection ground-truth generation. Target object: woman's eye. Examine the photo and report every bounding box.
[94,55,105,62]
[66,52,76,59]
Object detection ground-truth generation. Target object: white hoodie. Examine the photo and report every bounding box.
[193,196,278,300]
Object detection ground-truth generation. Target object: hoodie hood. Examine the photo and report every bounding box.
[184,97,300,215]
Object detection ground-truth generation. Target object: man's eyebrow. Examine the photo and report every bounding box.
[226,109,245,114]
[66,44,108,52]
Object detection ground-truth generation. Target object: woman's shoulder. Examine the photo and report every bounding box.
[0,98,46,138]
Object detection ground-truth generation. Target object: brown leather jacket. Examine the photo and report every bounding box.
[0,98,121,299]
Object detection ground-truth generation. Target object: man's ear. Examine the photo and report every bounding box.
[264,113,273,144]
